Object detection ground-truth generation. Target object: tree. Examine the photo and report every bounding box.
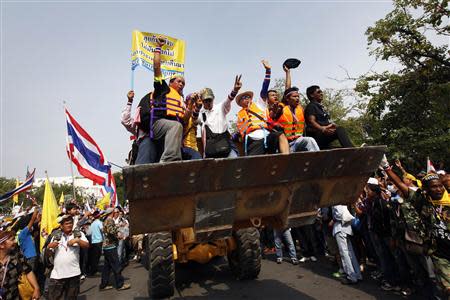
[356,0,450,172]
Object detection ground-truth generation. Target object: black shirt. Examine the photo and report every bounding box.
[137,79,171,133]
[304,100,331,128]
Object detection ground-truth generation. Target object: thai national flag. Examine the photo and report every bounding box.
[0,169,35,203]
[65,109,116,206]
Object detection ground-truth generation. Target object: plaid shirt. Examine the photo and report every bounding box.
[0,251,32,300]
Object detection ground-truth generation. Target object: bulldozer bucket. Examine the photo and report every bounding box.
[123,146,386,238]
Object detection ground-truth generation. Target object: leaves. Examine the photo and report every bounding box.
[358,0,450,173]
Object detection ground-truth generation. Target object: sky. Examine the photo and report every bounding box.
[1,0,399,179]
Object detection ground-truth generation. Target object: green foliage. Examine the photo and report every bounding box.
[356,0,450,172]
[113,172,125,206]
[30,183,82,206]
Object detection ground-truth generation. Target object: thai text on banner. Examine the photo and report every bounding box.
[131,30,185,79]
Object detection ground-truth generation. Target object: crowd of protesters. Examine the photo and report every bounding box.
[259,162,449,299]
[0,201,134,299]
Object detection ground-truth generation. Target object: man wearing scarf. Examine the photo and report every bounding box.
[381,155,450,298]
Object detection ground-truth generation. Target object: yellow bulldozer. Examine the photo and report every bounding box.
[123,146,385,298]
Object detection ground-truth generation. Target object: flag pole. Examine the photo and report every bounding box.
[63,102,77,202]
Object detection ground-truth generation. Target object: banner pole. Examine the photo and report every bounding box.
[63,102,77,202]
[131,68,135,90]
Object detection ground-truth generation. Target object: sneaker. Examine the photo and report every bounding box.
[100,285,114,291]
[291,258,299,265]
[401,288,413,296]
[276,257,283,264]
[341,278,358,285]
[332,271,342,278]
[310,256,317,262]
[299,257,309,263]
[381,281,393,291]
[118,283,131,291]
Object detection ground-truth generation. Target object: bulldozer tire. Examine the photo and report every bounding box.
[228,228,261,280]
[147,231,175,299]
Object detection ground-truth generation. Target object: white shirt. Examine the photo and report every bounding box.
[200,98,232,135]
[50,231,88,279]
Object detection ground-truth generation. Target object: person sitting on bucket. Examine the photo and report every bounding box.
[235,89,290,156]
[199,75,242,158]
[181,92,203,160]
[270,86,320,152]
[137,36,189,162]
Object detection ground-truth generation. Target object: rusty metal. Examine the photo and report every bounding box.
[124,146,386,236]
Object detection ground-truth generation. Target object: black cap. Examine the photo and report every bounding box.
[283,58,301,69]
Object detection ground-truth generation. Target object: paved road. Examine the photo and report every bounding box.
[79,255,422,300]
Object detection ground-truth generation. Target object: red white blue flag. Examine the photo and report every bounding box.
[0,169,35,203]
[65,108,117,206]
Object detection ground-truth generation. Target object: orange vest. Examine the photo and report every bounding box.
[277,105,305,140]
[164,87,185,118]
[236,103,268,138]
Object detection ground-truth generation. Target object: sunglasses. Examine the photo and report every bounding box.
[241,95,251,100]
[203,98,213,103]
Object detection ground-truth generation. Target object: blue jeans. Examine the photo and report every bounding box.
[335,231,362,282]
[273,228,297,260]
[289,136,320,152]
[135,137,158,164]
[182,147,202,160]
[369,232,396,284]
[117,240,125,265]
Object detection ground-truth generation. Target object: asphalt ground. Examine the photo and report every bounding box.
[79,254,424,300]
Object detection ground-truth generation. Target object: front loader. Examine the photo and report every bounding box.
[123,146,385,298]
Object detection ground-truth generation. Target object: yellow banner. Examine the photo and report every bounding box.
[131,30,185,79]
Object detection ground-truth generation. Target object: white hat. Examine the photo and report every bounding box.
[367,177,379,185]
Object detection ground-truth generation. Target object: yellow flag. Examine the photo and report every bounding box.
[96,193,110,210]
[131,31,185,79]
[12,178,20,204]
[59,192,65,205]
[40,178,60,251]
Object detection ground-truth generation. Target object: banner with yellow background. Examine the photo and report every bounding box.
[131,30,185,79]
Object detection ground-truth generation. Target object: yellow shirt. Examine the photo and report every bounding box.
[183,117,198,151]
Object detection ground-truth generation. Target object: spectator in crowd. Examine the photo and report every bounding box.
[332,205,362,284]
[199,75,242,158]
[273,228,299,265]
[99,208,131,291]
[87,210,103,276]
[442,174,450,192]
[46,215,89,300]
[18,207,39,273]
[382,156,449,298]
[113,207,129,267]
[65,203,80,229]
[0,230,40,300]
[304,85,354,149]
[394,159,421,190]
